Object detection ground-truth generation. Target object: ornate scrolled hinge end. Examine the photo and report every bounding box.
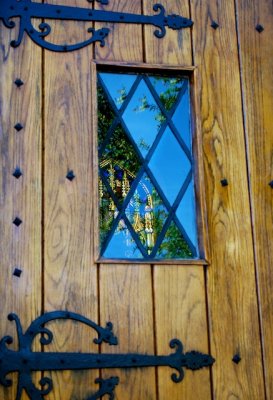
[0,0,193,52]
[0,313,214,400]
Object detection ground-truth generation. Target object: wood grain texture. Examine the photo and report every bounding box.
[43,1,98,399]
[154,266,211,400]
[0,23,42,400]
[1,2,271,400]
[143,0,192,66]
[100,265,157,400]
[235,0,273,397]
[95,0,143,62]
[191,0,266,398]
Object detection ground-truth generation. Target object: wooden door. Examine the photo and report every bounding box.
[0,1,272,399]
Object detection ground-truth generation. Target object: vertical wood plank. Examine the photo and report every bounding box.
[0,21,42,400]
[144,1,211,399]
[44,1,98,399]
[100,265,157,400]
[154,266,211,400]
[235,0,273,397]
[95,0,143,62]
[95,5,157,398]
[143,0,192,66]
[191,0,266,398]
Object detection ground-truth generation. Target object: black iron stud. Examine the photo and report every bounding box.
[13,217,22,227]
[66,170,75,181]
[221,179,229,187]
[14,123,23,132]
[13,167,23,179]
[13,268,22,278]
[269,180,273,188]
[256,24,264,33]
[232,354,241,364]
[211,21,219,30]
[14,79,24,87]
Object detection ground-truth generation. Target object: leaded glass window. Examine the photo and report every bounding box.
[97,70,199,260]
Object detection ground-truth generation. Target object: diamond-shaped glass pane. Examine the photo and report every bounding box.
[122,80,166,157]
[148,127,191,205]
[99,72,137,110]
[176,180,198,250]
[125,173,168,255]
[172,81,191,150]
[98,83,116,147]
[103,224,143,259]
[156,221,193,259]
[149,76,184,111]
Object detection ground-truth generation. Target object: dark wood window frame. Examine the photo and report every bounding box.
[91,61,210,266]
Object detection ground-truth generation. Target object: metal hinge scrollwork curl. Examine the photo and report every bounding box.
[0,311,214,400]
[0,0,193,52]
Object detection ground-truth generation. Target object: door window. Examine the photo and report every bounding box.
[97,69,199,260]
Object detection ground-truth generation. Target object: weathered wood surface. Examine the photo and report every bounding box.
[154,266,211,400]
[0,20,42,400]
[100,265,156,400]
[95,0,143,62]
[235,0,273,397]
[143,0,192,66]
[43,1,98,398]
[191,0,266,398]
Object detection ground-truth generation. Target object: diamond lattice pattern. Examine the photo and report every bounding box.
[98,72,198,259]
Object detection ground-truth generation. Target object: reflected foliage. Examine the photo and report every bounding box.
[133,76,183,126]
[157,222,193,259]
[98,85,115,147]
[151,76,183,111]
[102,124,141,177]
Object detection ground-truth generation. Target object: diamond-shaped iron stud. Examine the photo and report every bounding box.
[211,21,219,30]
[14,123,23,132]
[232,354,241,364]
[14,79,24,88]
[221,179,229,187]
[13,268,22,277]
[66,170,76,181]
[13,217,22,227]
[256,24,264,33]
[13,167,23,179]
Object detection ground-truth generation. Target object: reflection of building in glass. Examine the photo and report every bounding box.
[99,159,157,254]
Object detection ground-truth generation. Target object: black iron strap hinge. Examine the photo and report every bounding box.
[0,0,193,52]
[0,311,215,400]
